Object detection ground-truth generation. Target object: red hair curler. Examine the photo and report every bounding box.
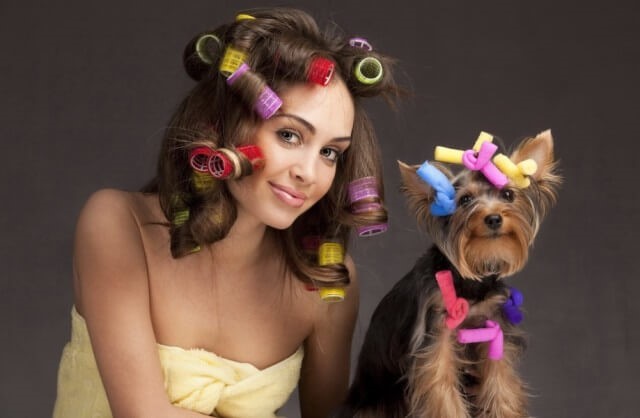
[307,57,335,86]
[208,145,264,179]
[189,147,215,172]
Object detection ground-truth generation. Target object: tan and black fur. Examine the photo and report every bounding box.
[338,131,561,418]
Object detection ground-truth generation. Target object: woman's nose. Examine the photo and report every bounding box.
[290,153,316,184]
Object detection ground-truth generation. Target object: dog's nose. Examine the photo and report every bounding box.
[484,214,503,230]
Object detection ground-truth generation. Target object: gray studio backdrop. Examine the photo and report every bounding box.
[1,0,638,417]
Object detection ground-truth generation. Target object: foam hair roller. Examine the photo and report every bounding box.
[434,133,508,189]
[473,131,494,151]
[462,141,496,170]
[434,128,494,164]
[462,141,508,189]
[434,146,464,164]
[435,270,469,329]
[493,154,538,188]
[457,320,504,360]
[503,287,524,324]
[416,161,456,216]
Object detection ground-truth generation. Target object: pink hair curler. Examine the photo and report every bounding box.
[348,37,373,51]
[461,141,508,189]
[226,62,250,85]
[255,85,282,119]
[457,320,504,360]
[348,177,380,203]
[434,132,510,189]
[348,177,388,236]
[435,270,469,329]
[356,223,388,236]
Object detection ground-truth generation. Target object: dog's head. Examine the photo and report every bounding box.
[399,130,561,279]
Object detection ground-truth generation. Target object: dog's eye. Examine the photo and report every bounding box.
[458,194,473,206]
[500,189,515,202]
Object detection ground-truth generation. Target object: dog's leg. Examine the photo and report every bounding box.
[409,325,471,418]
[474,337,528,418]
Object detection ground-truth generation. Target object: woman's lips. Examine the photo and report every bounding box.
[269,182,307,208]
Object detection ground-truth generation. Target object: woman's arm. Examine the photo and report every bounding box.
[73,189,209,418]
[298,255,360,418]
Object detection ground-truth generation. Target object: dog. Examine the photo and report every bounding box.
[338,130,561,417]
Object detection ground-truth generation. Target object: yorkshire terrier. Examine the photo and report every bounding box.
[338,130,561,418]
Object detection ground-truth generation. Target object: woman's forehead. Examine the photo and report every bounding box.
[278,81,355,137]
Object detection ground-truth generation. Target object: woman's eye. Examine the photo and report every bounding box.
[320,147,340,163]
[500,189,515,202]
[458,194,473,206]
[278,129,301,144]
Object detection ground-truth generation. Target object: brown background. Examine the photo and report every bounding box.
[1,0,638,416]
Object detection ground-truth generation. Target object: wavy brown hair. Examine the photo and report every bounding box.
[142,7,402,289]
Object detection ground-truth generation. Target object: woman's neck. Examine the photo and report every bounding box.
[209,209,273,271]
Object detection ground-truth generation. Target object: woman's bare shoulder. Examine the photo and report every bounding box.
[78,189,163,224]
[73,189,162,312]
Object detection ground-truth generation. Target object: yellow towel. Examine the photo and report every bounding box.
[53,307,303,418]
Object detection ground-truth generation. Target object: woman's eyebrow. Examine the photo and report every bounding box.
[272,113,316,134]
[273,113,352,142]
[330,136,352,144]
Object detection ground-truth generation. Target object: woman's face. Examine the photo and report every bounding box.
[227,79,355,230]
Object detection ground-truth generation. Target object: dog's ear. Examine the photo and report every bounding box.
[510,130,560,181]
[398,160,454,220]
[510,130,562,213]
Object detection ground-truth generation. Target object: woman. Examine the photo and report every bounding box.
[53,7,400,418]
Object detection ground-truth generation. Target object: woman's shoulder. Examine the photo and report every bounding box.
[77,189,163,229]
[73,189,166,263]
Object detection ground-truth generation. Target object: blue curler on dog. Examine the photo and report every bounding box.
[416,161,456,216]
